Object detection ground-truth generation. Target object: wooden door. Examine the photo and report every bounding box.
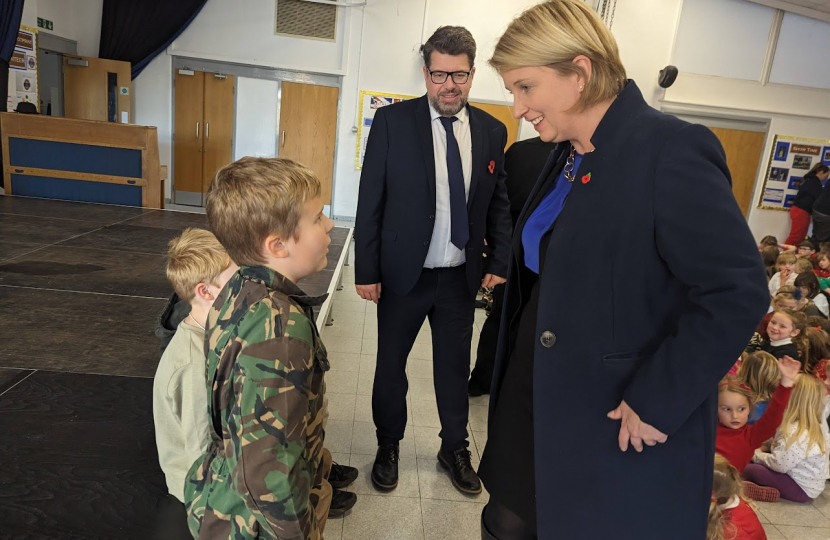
[173,70,205,202]
[279,82,339,205]
[63,57,130,122]
[469,101,520,152]
[708,127,766,217]
[201,74,235,193]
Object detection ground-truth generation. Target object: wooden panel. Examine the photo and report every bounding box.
[173,70,204,196]
[279,82,339,205]
[64,57,131,123]
[0,113,147,148]
[3,166,147,187]
[708,127,766,217]
[202,74,235,193]
[469,101,520,152]
[143,128,162,208]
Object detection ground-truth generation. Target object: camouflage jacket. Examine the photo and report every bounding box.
[185,265,329,540]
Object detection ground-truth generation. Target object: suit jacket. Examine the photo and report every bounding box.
[490,81,769,540]
[354,95,512,298]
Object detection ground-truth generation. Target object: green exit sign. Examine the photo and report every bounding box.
[36,17,53,31]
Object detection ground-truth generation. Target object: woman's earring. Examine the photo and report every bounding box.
[579,84,584,91]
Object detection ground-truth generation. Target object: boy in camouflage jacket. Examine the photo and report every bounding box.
[184,157,337,540]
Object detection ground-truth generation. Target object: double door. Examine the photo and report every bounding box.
[174,70,235,206]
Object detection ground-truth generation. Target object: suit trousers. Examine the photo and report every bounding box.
[373,265,475,450]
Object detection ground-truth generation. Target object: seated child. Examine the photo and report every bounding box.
[805,325,830,382]
[795,256,815,278]
[709,453,766,540]
[745,375,830,503]
[813,251,830,282]
[747,309,807,364]
[715,355,799,473]
[795,272,829,318]
[737,351,781,425]
[152,228,238,503]
[796,240,816,260]
[754,287,799,340]
[768,251,798,297]
[185,157,342,540]
[761,246,780,280]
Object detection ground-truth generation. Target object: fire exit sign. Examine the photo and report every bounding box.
[37,18,53,31]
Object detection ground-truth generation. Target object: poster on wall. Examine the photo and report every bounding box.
[758,135,830,211]
[355,90,416,169]
[7,27,38,113]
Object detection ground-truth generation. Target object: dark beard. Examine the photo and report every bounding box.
[428,93,467,116]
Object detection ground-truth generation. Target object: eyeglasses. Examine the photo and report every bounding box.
[427,69,471,85]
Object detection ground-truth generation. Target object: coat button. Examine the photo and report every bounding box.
[429,215,435,220]
[540,331,556,348]
[423,240,430,246]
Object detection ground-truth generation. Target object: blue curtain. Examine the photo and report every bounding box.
[0,0,23,62]
[98,0,208,80]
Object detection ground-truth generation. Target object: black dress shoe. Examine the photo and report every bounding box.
[371,443,399,491]
[328,488,357,518]
[438,447,482,495]
[329,461,359,489]
[468,379,488,397]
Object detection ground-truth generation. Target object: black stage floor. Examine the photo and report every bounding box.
[0,196,350,539]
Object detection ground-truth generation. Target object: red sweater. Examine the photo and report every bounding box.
[814,267,830,278]
[715,384,793,472]
[723,499,767,540]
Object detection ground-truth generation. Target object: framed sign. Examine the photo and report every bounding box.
[355,90,416,169]
[758,134,830,211]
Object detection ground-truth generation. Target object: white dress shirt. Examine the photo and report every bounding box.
[424,103,473,269]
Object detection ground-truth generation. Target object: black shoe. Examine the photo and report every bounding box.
[438,447,482,495]
[329,462,359,489]
[328,487,357,518]
[371,443,399,491]
[468,379,489,397]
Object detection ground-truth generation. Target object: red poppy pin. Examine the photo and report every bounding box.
[488,160,495,174]
[581,172,592,184]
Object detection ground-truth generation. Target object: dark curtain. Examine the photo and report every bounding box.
[98,0,208,80]
[0,0,24,113]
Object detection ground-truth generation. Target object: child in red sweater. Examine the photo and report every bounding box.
[709,453,766,540]
[715,356,800,473]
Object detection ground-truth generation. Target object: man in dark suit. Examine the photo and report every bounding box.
[468,137,556,397]
[354,26,512,496]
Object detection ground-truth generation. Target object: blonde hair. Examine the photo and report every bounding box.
[776,251,797,271]
[489,0,626,112]
[796,257,814,274]
[166,228,232,303]
[718,376,756,409]
[205,157,322,266]
[738,351,780,403]
[708,454,748,540]
[780,375,827,455]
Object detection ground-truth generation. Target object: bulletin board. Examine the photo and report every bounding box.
[758,134,830,211]
[7,26,39,113]
[355,90,416,169]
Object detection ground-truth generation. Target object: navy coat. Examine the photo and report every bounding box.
[354,95,513,299]
[490,81,769,540]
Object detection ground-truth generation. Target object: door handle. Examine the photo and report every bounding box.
[206,123,210,140]
[281,131,285,146]
[196,122,199,138]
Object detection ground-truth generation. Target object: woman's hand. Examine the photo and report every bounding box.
[778,355,801,387]
[607,400,668,452]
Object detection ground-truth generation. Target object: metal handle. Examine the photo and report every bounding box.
[206,123,210,140]
[281,131,286,146]
[196,122,199,138]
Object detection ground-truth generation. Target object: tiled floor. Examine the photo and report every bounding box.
[322,251,830,540]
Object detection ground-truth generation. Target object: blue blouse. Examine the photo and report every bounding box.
[522,153,583,273]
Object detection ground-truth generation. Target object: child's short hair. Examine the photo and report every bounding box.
[759,235,779,247]
[820,242,830,253]
[760,246,780,268]
[817,251,830,265]
[205,157,322,266]
[737,351,780,403]
[795,257,814,274]
[776,251,797,270]
[799,239,815,251]
[708,453,747,540]
[718,376,756,408]
[166,228,232,303]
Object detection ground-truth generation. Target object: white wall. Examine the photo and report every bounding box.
[35,0,102,57]
[234,77,278,161]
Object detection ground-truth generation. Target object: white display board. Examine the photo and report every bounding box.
[758,134,830,211]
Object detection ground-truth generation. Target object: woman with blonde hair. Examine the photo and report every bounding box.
[479,1,769,539]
